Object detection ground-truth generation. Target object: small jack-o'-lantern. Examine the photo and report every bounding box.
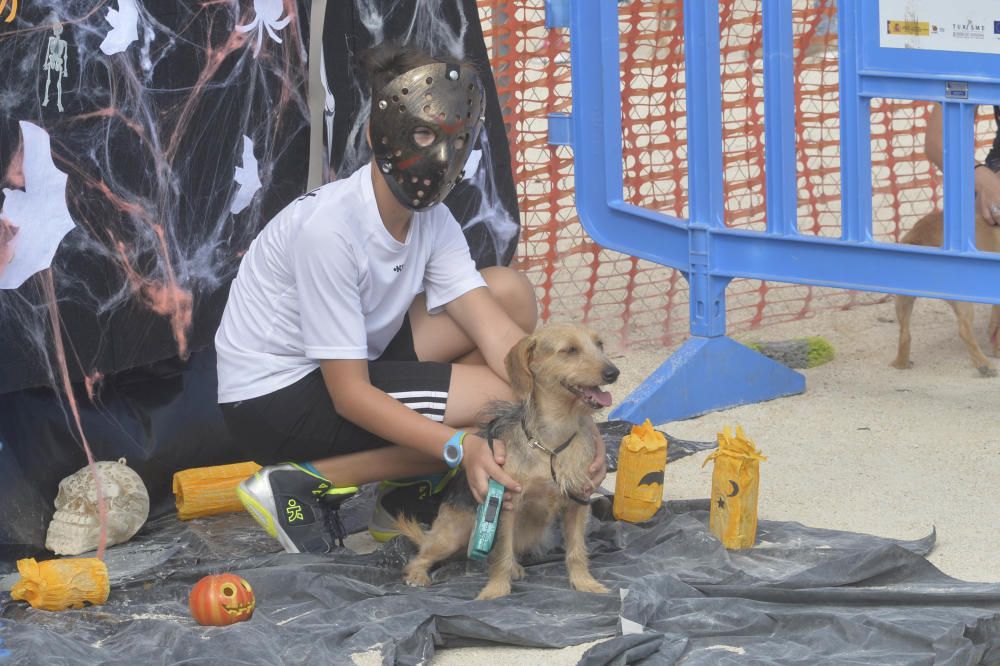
[189,573,255,626]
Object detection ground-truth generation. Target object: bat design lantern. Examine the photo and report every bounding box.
[613,419,667,523]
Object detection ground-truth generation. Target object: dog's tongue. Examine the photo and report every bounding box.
[584,386,612,407]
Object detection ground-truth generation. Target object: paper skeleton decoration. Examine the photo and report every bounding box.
[46,458,150,556]
[319,43,336,171]
[42,22,70,112]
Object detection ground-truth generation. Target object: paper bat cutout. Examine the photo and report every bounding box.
[463,149,482,180]
[0,122,77,290]
[230,135,262,214]
[100,0,139,56]
[0,217,18,275]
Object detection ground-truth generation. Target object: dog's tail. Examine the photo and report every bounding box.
[393,515,426,546]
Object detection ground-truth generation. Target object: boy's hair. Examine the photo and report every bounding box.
[358,42,476,97]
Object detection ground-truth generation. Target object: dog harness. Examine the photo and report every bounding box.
[485,417,592,506]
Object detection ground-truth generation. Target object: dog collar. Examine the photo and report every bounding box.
[516,417,590,506]
[519,414,576,457]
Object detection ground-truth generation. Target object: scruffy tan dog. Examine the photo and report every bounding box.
[396,322,619,600]
[892,210,1000,377]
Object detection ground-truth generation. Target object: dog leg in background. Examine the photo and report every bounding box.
[562,501,608,594]
[891,295,916,370]
[477,509,517,600]
[400,507,475,587]
[895,211,1000,376]
[948,301,997,377]
[989,305,1000,357]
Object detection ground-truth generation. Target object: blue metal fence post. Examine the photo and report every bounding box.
[684,0,728,340]
[941,102,977,253]
[764,0,798,237]
[609,0,805,424]
[838,0,874,244]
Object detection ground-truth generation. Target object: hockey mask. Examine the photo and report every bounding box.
[371,61,485,211]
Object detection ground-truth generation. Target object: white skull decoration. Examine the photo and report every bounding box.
[45,458,149,556]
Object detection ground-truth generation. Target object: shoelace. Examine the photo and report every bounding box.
[320,495,350,548]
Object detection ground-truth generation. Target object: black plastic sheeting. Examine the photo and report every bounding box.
[0,350,247,560]
[3,491,1000,663]
[601,421,718,473]
[0,342,711,561]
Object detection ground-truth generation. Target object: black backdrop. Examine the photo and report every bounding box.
[0,0,520,554]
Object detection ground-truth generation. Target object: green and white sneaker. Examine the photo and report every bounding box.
[368,469,459,542]
[237,463,358,554]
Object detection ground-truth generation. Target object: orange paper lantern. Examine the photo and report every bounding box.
[703,426,767,550]
[10,557,109,611]
[613,419,668,523]
[189,573,255,626]
[173,462,261,520]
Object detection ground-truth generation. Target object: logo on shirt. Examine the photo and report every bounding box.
[393,264,404,273]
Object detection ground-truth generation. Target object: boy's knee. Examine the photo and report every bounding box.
[481,266,538,331]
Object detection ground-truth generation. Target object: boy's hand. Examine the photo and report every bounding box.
[975,167,1000,226]
[462,434,521,509]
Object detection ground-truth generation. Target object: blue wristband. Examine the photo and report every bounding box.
[443,431,466,468]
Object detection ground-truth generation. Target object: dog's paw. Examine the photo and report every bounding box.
[476,582,511,600]
[570,576,609,594]
[511,562,525,581]
[890,359,913,370]
[403,569,432,587]
[977,365,997,378]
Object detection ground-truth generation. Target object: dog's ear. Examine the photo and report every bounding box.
[505,335,536,398]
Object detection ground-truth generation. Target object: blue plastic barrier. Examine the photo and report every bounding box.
[546,0,1000,424]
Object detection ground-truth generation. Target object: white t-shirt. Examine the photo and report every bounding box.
[215,163,487,403]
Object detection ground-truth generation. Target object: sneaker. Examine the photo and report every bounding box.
[368,469,458,542]
[237,463,358,554]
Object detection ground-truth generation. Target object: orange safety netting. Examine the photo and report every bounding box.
[479,0,996,350]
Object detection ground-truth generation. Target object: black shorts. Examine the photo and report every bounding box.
[220,315,451,465]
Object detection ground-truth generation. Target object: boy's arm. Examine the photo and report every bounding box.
[320,358,520,501]
[442,286,527,383]
[926,102,1000,225]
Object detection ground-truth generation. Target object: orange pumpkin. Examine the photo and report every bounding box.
[189,574,255,626]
